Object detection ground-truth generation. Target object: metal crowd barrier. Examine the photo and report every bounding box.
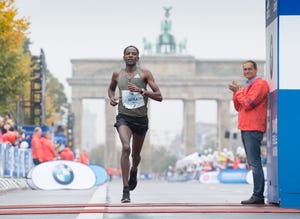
[0,143,34,178]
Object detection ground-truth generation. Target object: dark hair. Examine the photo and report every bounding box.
[243,60,257,70]
[123,45,139,55]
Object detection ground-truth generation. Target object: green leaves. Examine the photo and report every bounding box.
[0,0,31,108]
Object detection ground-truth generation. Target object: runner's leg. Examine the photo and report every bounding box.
[118,125,133,187]
[128,133,145,190]
[131,133,145,171]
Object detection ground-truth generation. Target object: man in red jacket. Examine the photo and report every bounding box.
[228,60,269,205]
[79,150,89,165]
[31,127,43,165]
[40,131,56,162]
[60,146,74,161]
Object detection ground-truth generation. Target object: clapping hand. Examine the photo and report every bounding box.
[228,81,240,92]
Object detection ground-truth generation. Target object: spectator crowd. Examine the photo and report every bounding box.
[165,146,267,182]
[0,113,89,166]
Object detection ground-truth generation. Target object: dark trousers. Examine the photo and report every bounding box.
[241,131,265,198]
[33,158,41,165]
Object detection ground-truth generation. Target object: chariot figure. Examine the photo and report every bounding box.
[156,7,176,54]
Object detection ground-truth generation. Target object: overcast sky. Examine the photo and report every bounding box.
[14,0,266,146]
[15,0,265,97]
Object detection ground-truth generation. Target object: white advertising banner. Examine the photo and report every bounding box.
[279,16,300,89]
[27,160,96,190]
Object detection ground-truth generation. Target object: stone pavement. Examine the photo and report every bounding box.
[0,178,29,192]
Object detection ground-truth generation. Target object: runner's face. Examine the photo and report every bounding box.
[123,47,139,66]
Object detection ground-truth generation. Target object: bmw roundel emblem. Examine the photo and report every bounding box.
[52,164,74,185]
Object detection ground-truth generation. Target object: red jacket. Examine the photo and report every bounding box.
[2,130,16,145]
[79,152,89,165]
[40,137,56,161]
[233,77,269,132]
[60,147,74,161]
[31,134,44,162]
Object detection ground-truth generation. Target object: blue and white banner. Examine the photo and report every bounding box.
[199,171,220,184]
[218,169,248,184]
[4,145,14,177]
[266,0,300,207]
[0,144,4,177]
[2,144,33,178]
[88,164,108,186]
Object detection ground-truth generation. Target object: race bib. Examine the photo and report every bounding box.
[122,90,145,109]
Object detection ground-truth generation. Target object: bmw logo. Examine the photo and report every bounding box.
[52,164,74,185]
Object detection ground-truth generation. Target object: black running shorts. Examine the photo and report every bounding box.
[114,114,148,137]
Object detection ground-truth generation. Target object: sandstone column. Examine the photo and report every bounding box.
[183,99,197,155]
[217,100,231,151]
[71,98,82,151]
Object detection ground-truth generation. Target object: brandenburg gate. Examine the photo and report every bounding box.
[67,8,264,170]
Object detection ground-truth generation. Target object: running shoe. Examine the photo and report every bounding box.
[121,187,131,203]
[128,169,137,191]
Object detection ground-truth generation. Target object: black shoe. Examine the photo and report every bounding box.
[128,169,137,191]
[241,196,264,204]
[121,187,131,203]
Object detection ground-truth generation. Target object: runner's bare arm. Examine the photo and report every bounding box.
[108,71,119,106]
[143,70,163,102]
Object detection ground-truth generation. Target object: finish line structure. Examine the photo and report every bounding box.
[0,203,299,215]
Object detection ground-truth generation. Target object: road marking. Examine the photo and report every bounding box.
[76,183,107,219]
